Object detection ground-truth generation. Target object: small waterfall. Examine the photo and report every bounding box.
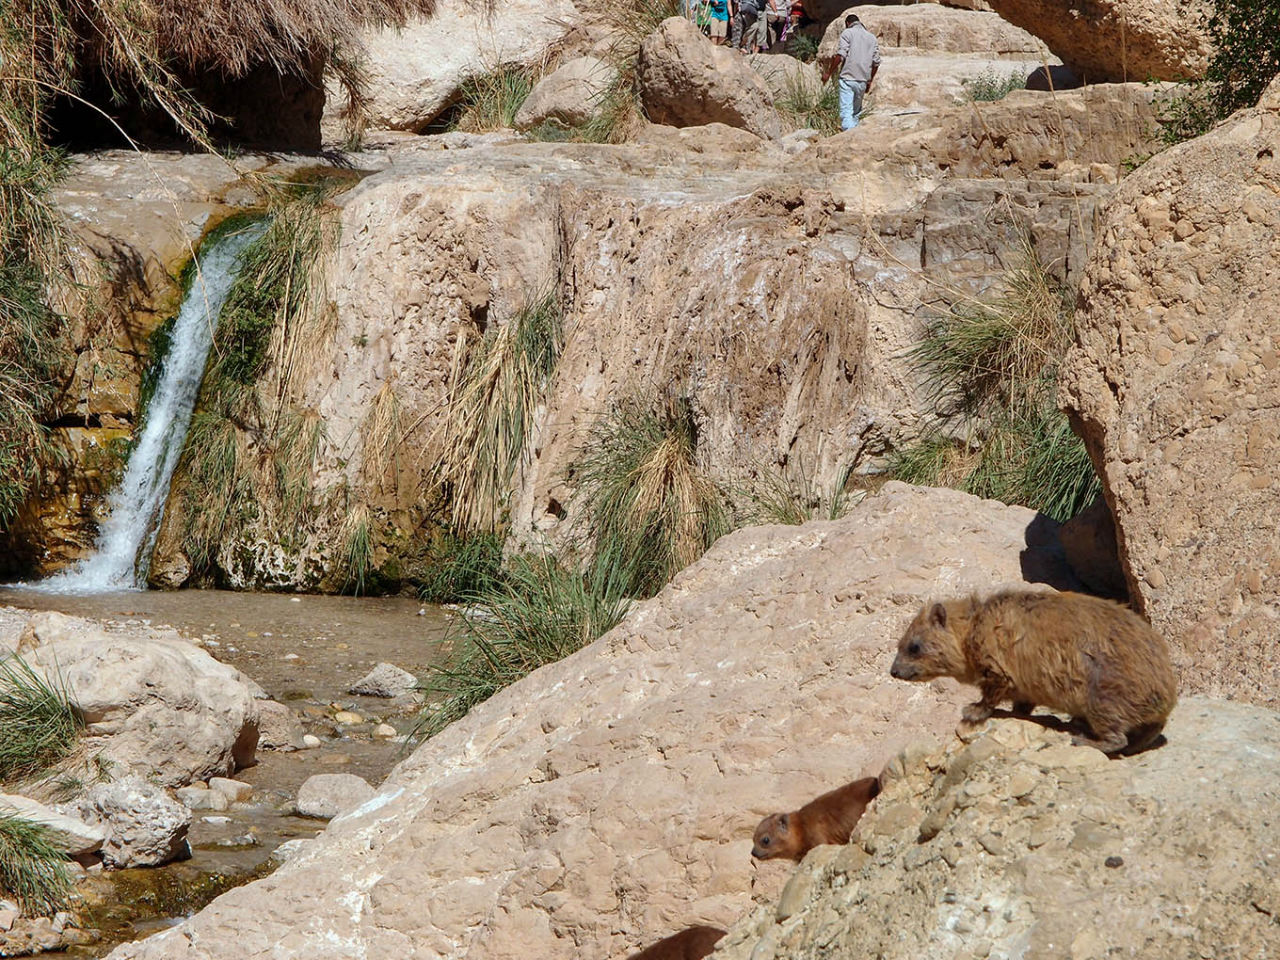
[35,222,265,594]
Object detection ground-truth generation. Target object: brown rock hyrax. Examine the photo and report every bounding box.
[890,590,1178,755]
[626,925,726,960]
[751,776,880,861]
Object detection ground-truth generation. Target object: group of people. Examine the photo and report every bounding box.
[682,3,882,132]
[685,0,802,54]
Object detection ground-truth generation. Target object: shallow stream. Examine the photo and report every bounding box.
[0,588,451,955]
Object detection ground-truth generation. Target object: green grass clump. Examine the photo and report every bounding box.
[786,33,820,63]
[889,243,1100,523]
[577,394,728,599]
[416,531,505,604]
[0,815,72,916]
[776,73,840,137]
[577,0,682,143]
[744,459,862,525]
[450,66,537,132]
[964,70,1025,103]
[435,291,563,534]
[416,553,630,737]
[0,656,81,782]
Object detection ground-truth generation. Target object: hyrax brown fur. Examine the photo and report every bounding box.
[751,776,880,861]
[890,589,1178,755]
[626,925,726,960]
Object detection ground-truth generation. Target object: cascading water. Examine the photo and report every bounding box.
[34,221,265,594]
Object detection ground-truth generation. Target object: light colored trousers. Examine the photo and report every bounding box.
[838,76,867,130]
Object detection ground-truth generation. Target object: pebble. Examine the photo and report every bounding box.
[290,597,301,603]
[334,711,364,725]
[301,734,322,749]
[374,724,397,738]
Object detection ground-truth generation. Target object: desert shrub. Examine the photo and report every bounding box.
[0,815,72,916]
[743,459,863,525]
[416,531,506,604]
[0,656,81,782]
[577,394,728,598]
[786,33,820,63]
[889,243,1101,523]
[415,553,630,736]
[964,69,1025,103]
[435,291,563,534]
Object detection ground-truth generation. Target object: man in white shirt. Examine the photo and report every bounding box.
[822,13,880,131]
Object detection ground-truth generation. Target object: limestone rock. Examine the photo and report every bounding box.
[208,778,253,804]
[295,774,375,820]
[105,484,1080,960]
[515,56,616,130]
[77,776,192,869]
[1060,93,1280,707]
[1058,497,1126,600]
[0,794,103,857]
[714,700,1280,960]
[25,631,260,787]
[637,17,781,139]
[982,0,1211,82]
[255,700,305,751]
[175,787,229,812]
[325,0,579,134]
[817,4,1046,60]
[746,54,822,102]
[348,662,419,699]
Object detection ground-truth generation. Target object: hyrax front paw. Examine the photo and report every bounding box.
[961,702,994,725]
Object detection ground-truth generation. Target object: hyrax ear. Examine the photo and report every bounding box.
[929,602,947,628]
[777,813,789,830]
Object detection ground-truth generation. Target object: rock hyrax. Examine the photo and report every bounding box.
[890,589,1178,755]
[751,776,880,861]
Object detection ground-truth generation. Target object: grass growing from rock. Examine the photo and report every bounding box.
[744,460,863,525]
[964,70,1025,103]
[416,530,505,604]
[889,243,1101,523]
[416,553,630,737]
[578,0,682,142]
[577,394,728,598]
[450,65,538,132]
[776,73,840,137]
[786,33,820,64]
[0,815,72,916]
[0,657,80,782]
[435,291,564,534]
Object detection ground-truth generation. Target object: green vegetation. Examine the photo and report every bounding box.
[964,70,1025,103]
[0,656,81,783]
[577,394,728,599]
[744,460,862,525]
[889,243,1101,523]
[450,65,537,133]
[435,291,564,534]
[776,74,840,137]
[416,553,630,737]
[786,33,820,64]
[416,530,505,604]
[0,815,72,916]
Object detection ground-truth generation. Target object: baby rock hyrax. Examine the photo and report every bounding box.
[890,589,1178,755]
[751,777,880,861]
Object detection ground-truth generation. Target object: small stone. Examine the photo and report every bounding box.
[296,774,375,819]
[301,735,322,749]
[175,787,229,812]
[977,833,1007,857]
[348,663,420,699]
[1104,855,1124,868]
[209,778,253,804]
[0,905,17,931]
[374,724,397,738]
[334,710,365,725]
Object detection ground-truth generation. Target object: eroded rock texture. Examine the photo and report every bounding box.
[1061,94,1280,707]
[106,483,1078,960]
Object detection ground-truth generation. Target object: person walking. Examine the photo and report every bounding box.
[731,0,760,52]
[822,13,880,130]
[706,0,730,44]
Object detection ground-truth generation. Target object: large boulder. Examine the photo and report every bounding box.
[105,483,1078,960]
[817,4,1046,60]
[715,700,1280,960]
[22,624,261,787]
[1060,93,1280,707]
[637,17,782,139]
[514,56,616,130]
[982,0,1211,82]
[325,0,579,134]
[77,776,192,869]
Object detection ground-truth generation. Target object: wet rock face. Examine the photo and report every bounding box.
[637,17,782,139]
[982,0,1211,82]
[105,483,1082,960]
[715,700,1280,960]
[1060,96,1280,708]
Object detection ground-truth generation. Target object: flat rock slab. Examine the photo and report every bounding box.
[0,794,103,857]
[107,483,1078,960]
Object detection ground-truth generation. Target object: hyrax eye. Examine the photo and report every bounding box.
[761,837,770,845]
[907,641,922,656]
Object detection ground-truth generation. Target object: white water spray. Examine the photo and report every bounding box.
[34,222,264,594]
